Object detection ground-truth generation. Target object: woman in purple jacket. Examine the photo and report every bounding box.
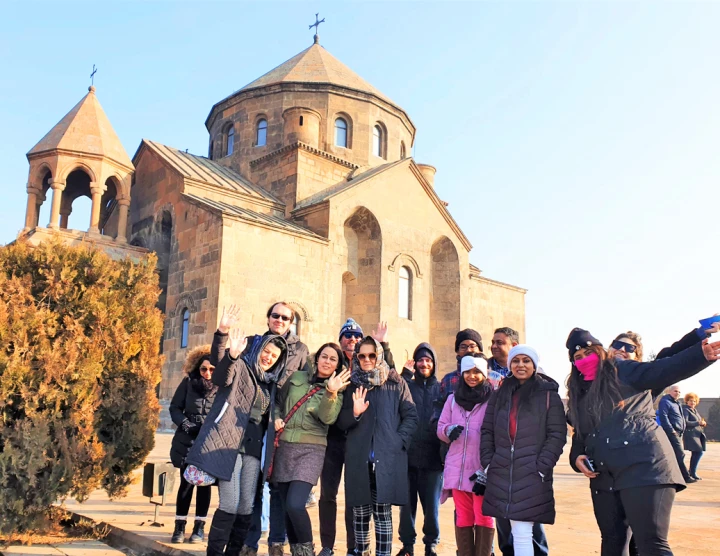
[437,355,494,556]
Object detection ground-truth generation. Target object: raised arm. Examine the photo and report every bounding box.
[213,328,249,388]
[618,342,715,392]
[657,329,707,360]
[480,391,498,469]
[537,392,568,476]
[336,385,362,431]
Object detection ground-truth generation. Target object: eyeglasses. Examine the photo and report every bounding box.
[357,353,377,362]
[199,366,214,372]
[611,340,637,354]
[458,343,479,351]
[342,332,362,340]
[270,313,292,322]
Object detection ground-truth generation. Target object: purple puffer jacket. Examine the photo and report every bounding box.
[437,394,488,503]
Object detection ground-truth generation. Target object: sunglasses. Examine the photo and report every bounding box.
[357,353,377,361]
[342,332,362,340]
[611,340,637,354]
[270,313,292,322]
[200,366,214,372]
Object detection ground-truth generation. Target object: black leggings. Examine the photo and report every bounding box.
[592,485,675,556]
[175,467,212,518]
[277,481,314,544]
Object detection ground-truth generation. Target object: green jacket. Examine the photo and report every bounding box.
[275,371,343,446]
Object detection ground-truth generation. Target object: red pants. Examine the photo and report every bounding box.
[452,490,493,529]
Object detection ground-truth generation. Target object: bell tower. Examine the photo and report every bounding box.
[21,86,134,243]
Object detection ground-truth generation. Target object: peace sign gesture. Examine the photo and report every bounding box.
[228,327,247,359]
[326,368,352,396]
[218,305,241,334]
[352,386,370,418]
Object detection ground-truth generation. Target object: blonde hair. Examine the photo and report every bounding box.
[613,331,644,361]
[684,392,699,404]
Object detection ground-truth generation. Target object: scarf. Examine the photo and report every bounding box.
[242,334,288,419]
[190,374,218,397]
[454,377,493,412]
[350,337,391,390]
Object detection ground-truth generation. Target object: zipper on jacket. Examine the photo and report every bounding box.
[458,409,472,489]
[506,403,516,518]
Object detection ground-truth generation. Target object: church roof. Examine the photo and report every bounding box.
[184,194,326,242]
[138,140,282,204]
[238,43,394,105]
[28,87,133,170]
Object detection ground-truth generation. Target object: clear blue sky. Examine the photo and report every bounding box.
[2,1,719,396]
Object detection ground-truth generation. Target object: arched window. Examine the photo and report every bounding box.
[335,118,348,147]
[181,308,190,348]
[398,266,412,319]
[400,141,406,159]
[256,119,267,147]
[372,125,384,158]
[288,312,301,337]
[225,126,234,156]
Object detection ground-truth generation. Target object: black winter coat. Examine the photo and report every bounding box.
[480,373,567,524]
[337,369,418,506]
[402,343,442,471]
[682,406,707,452]
[169,373,217,468]
[185,333,289,482]
[568,343,713,492]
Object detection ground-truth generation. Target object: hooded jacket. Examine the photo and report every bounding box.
[169,345,217,468]
[401,342,443,470]
[336,338,418,506]
[185,332,289,483]
[480,373,567,524]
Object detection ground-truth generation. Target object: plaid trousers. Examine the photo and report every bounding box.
[353,465,393,556]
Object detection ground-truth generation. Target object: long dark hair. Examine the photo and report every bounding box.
[566,345,624,429]
[314,342,345,376]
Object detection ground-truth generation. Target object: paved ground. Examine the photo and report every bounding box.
[50,433,720,555]
[1,540,127,556]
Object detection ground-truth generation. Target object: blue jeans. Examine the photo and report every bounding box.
[246,482,286,548]
[495,518,549,556]
[398,467,443,548]
[689,450,704,477]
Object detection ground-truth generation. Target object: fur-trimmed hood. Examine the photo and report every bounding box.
[182,344,212,375]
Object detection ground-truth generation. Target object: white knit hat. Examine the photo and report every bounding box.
[508,344,539,370]
[460,355,488,375]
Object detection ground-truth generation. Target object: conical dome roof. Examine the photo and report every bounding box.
[239,42,394,105]
[28,87,133,169]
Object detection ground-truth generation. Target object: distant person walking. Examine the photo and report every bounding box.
[682,393,707,481]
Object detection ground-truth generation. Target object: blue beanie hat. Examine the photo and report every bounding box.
[339,318,363,340]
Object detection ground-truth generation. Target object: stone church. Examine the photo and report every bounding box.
[17,36,526,416]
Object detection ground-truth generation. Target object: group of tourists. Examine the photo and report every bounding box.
[168,301,720,556]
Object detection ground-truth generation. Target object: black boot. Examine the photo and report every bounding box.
[225,514,253,556]
[171,519,187,543]
[190,519,206,544]
[207,510,236,556]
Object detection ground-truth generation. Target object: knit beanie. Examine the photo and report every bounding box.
[460,355,488,375]
[455,329,483,353]
[339,318,363,340]
[414,347,433,362]
[508,345,539,370]
[566,328,603,361]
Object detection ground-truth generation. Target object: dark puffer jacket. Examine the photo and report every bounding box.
[185,332,289,482]
[169,345,217,468]
[568,343,713,492]
[401,342,442,471]
[336,340,418,507]
[480,373,567,524]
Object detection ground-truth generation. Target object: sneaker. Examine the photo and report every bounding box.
[240,546,259,556]
[318,548,334,556]
[306,492,318,508]
[424,546,438,556]
[692,475,703,481]
[686,476,698,484]
[396,547,414,556]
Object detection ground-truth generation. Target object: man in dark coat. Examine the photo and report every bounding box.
[337,336,418,556]
[398,343,443,556]
[658,385,693,482]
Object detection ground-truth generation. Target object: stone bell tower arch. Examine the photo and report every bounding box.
[21,86,134,243]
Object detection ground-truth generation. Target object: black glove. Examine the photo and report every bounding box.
[181,418,198,434]
[447,425,464,442]
[469,469,487,496]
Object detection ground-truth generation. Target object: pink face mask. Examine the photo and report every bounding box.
[574,352,600,381]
